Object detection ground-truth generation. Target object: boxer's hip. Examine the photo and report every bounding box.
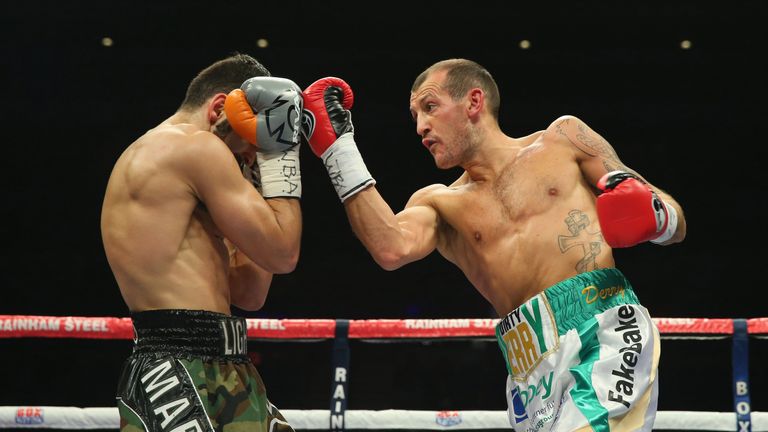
[116,309,293,432]
[495,268,660,431]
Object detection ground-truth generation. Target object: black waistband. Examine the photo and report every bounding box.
[131,309,248,358]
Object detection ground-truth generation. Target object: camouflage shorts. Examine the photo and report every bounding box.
[117,355,294,432]
[117,309,294,432]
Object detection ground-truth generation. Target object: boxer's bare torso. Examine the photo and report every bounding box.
[101,122,232,313]
[412,128,614,315]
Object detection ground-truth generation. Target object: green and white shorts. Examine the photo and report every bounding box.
[495,268,660,432]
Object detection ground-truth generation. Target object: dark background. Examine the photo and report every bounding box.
[2,0,767,422]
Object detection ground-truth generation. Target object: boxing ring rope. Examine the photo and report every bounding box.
[2,315,767,431]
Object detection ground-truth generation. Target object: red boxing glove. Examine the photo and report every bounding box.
[302,77,354,157]
[596,171,678,248]
[302,77,375,202]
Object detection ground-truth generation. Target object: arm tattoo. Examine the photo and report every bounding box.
[574,122,618,160]
[602,159,641,177]
[555,118,620,162]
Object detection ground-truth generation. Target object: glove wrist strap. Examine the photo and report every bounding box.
[650,201,678,244]
[320,133,376,202]
[256,146,302,199]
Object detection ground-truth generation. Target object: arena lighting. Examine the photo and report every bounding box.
[680,39,692,49]
[519,39,531,49]
[257,38,269,48]
[101,37,113,47]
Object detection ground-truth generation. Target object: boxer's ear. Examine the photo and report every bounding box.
[466,88,484,119]
[208,93,228,124]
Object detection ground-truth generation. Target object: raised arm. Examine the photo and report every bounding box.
[302,76,440,270]
[176,77,305,274]
[224,239,273,311]
[183,133,301,273]
[344,185,441,270]
[549,115,686,247]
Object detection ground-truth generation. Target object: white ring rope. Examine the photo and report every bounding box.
[1,407,767,430]
[2,316,764,430]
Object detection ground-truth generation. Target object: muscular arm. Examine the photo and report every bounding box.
[303,76,440,267]
[226,240,273,311]
[550,115,686,244]
[343,185,442,270]
[182,132,302,273]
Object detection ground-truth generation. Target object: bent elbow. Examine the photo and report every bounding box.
[670,212,687,244]
[379,261,403,272]
[273,247,300,274]
[281,253,300,273]
[233,295,267,312]
[673,227,687,244]
[371,249,407,272]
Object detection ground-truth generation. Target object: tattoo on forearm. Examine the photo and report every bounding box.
[557,209,602,273]
[602,159,641,178]
[602,159,628,173]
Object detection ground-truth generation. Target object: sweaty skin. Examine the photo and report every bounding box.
[404,128,612,314]
[342,69,685,316]
[101,100,301,313]
[102,124,230,312]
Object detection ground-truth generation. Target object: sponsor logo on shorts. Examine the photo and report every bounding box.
[435,411,462,426]
[509,387,529,423]
[15,407,44,425]
[608,305,644,409]
[509,373,559,429]
[498,297,558,380]
[581,284,625,305]
[221,320,247,355]
[517,371,554,407]
[140,359,205,431]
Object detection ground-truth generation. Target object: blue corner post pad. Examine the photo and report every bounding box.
[732,319,751,432]
[330,319,350,432]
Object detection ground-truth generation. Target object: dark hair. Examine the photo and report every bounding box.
[179,53,270,111]
[411,59,500,120]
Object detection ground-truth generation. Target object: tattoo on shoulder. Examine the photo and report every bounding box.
[553,119,570,138]
[555,118,620,159]
[557,209,602,273]
[554,118,648,179]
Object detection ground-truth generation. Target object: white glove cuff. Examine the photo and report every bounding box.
[651,201,678,244]
[320,132,376,202]
[256,146,301,199]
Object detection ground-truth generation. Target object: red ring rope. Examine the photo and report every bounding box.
[1,316,766,340]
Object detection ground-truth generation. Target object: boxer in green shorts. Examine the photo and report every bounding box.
[301,59,686,430]
[496,268,660,431]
